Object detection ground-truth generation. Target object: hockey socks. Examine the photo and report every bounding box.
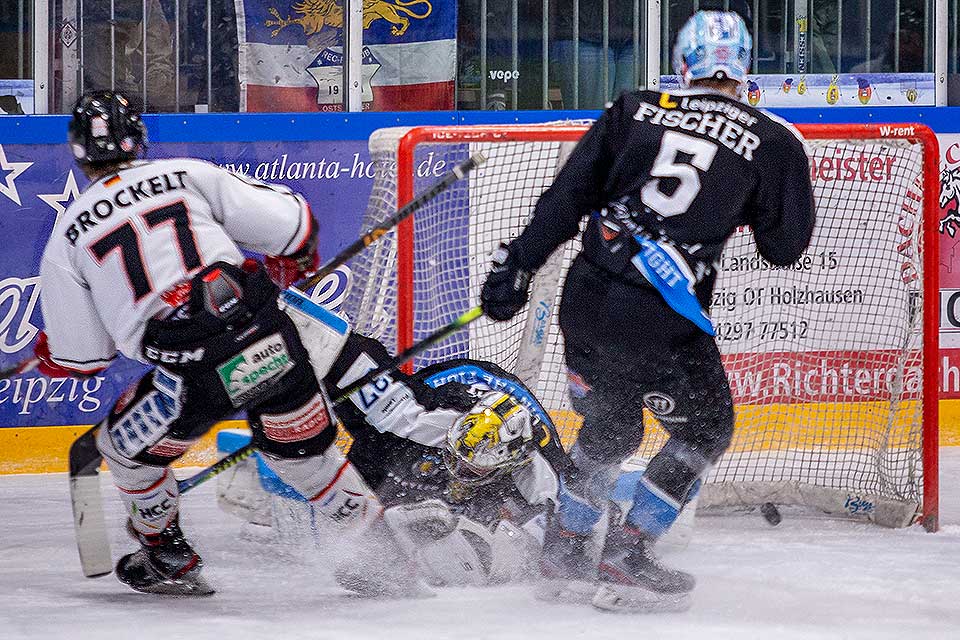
[625,476,682,539]
[557,479,604,535]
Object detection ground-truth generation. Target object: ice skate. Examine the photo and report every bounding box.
[116,518,214,596]
[593,525,693,613]
[535,524,597,604]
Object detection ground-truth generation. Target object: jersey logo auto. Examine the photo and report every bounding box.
[217,334,295,407]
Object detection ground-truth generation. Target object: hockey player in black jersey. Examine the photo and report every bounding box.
[329,335,569,525]
[481,10,815,613]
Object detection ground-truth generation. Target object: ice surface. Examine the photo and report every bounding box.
[2,451,959,640]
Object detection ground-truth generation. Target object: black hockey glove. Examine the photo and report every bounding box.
[481,243,533,322]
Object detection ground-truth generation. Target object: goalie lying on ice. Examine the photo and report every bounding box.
[219,339,570,586]
[218,335,698,588]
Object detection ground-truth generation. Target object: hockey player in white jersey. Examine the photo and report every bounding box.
[36,90,385,595]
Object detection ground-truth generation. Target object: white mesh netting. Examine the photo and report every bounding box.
[342,125,931,528]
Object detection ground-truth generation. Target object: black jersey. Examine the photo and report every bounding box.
[323,333,569,526]
[511,88,815,311]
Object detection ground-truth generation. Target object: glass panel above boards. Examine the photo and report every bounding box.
[660,1,936,108]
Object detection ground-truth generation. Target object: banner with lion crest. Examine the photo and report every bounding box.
[235,0,456,111]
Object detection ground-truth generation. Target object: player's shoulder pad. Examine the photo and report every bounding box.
[324,332,391,386]
[754,108,810,156]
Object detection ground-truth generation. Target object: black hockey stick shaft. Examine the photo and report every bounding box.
[291,152,486,294]
[176,305,485,494]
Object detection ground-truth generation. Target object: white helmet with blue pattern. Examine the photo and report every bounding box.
[673,10,752,88]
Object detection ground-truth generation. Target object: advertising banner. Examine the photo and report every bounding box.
[235,0,456,111]
[0,137,379,429]
[2,113,960,468]
[660,74,936,108]
[938,134,960,399]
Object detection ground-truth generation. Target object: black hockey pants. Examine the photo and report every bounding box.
[558,255,734,499]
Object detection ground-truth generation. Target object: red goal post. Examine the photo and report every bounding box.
[351,122,940,531]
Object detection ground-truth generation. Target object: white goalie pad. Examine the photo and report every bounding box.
[217,429,383,537]
[487,518,541,584]
[260,447,383,537]
[383,500,540,586]
[278,286,350,381]
[217,452,273,527]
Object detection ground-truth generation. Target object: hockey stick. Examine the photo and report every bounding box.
[177,305,485,494]
[0,357,38,379]
[69,424,113,577]
[291,152,486,294]
[68,155,485,577]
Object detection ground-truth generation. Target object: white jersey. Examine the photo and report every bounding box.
[40,158,312,370]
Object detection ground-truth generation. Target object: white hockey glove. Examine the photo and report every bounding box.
[278,286,350,380]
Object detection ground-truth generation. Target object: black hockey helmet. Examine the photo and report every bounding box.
[68,90,146,168]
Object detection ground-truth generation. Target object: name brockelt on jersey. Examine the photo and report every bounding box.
[64,170,189,246]
[633,94,761,161]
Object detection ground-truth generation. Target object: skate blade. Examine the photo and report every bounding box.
[591,583,691,614]
[126,574,216,597]
[534,578,597,605]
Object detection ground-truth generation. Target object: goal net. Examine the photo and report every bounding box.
[343,123,939,531]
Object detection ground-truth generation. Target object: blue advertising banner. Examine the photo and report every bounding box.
[3,106,960,471]
[0,137,381,428]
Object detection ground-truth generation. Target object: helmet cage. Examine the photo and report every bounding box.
[443,392,536,486]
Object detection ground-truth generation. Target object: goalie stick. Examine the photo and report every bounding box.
[67,154,485,578]
[295,152,485,294]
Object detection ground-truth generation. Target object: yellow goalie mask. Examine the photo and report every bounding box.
[444,391,536,486]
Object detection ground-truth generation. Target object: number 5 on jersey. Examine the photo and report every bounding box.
[641,131,719,218]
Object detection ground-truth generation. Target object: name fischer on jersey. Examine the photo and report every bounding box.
[64,171,188,245]
[633,94,761,160]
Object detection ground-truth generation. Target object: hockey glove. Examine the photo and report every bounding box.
[481,243,533,322]
[264,218,319,289]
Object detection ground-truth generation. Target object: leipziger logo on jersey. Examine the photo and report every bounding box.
[217,334,294,406]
